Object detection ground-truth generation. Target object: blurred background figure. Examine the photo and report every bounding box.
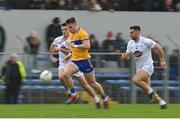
[0,23,6,52]
[78,0,90,10]
[26,31,40,55]
[159,0,175,11]
[103,31,115,52]
[90,0,102,11]
[175,2,180,11]
[57,0,67,10]
[46,17,62,51]
[46,17,62,67]
[25,31,40,67]
[169,49,179,80]
[0,0,12,9]
[114,32,127,53]
[89,34,100,67]
[1,53,26,104]
[89,34,99,52]
[102,31,116,61]
[99,0,113,11]
[114,32,127,67]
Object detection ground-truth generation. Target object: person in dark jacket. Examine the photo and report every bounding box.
[1,53,26,104]
[0,25,6,52]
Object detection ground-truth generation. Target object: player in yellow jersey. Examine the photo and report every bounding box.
[49,23,101,108]
[62,17,109,109]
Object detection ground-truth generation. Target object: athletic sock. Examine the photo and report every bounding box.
[67,89,71,94]
[147,88,153,95]
[102,96,108,101]
[70,88,76,96]
[94,95,100,103]
[159,100,166,105]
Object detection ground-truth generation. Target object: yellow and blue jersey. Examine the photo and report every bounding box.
[69,28,91,61]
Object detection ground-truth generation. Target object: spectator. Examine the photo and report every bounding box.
[0,0,11,9]
[10,0,30,9]
[144,0,161,11]
[128,0,144,11]
[66,0,78,10]
[90,0,102,11]
[169,49,179,80]
[89,34,99,52]
[57,0,67,10]
[102,31,117,61]
[114,32,127,53]
[111,0,128,11]
[44,0,59,9]
[100,0,113,11]
[159,0,175,11]
[78,0,90,10]
[26,31,40,55]
[29,0,45,9]
[175,2,180,11]
[0,24,6,52]
[114,32,127,67]
[102,31,115,52]
[1,53,26,104]
[46,17,62,51]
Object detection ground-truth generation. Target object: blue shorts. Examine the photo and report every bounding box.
[72,59,93,73]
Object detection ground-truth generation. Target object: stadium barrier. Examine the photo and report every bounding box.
[0,52,179,103]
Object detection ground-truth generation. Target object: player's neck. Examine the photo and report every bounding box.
[63,35,69,40]
[134,36,140,42]
[73,26,80,33]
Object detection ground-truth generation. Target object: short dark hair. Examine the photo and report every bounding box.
[61,23,67,27]
[65,17,76,24]
[53,17,60,24]
[129,25,141,31]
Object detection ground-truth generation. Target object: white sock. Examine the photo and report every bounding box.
[67,89,71,94]
[94,95,100,103]
[159,100,166,105]
[103,96,108,101]
[147,88,153,95]
[71,92,76,96]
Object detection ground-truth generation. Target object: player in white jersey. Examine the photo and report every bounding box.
[49,23,100,108]
[122,26,167,109]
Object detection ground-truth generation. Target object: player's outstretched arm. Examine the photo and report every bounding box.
[49,43,58,63]
[121,52,131,60]
[153,44,167,69]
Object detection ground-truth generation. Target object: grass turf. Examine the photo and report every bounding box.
[0,104,179,118]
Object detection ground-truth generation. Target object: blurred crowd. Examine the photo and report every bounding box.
[0,0,180,11]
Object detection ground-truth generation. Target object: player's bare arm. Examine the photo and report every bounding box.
[122,52,131,60]
[63,52,71,63]
[69,39,90,49]
[153,44,167,69]
[49,43,58,63]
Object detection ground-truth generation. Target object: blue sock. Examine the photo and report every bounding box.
[70,88,76,95]
[102,96,106,100]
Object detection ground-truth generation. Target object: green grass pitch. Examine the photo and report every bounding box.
[0,104,179,118]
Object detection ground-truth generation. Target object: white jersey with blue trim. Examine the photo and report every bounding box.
[52,36,70,65]
[126,36,157,68]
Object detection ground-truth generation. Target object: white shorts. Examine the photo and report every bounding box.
[136,64,154,76]
[58,63,83,77]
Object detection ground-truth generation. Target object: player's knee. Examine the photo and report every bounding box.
[132,77,139,84]
[88,82,96,88]
[59,74,64,80]
[62,71,69,78]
